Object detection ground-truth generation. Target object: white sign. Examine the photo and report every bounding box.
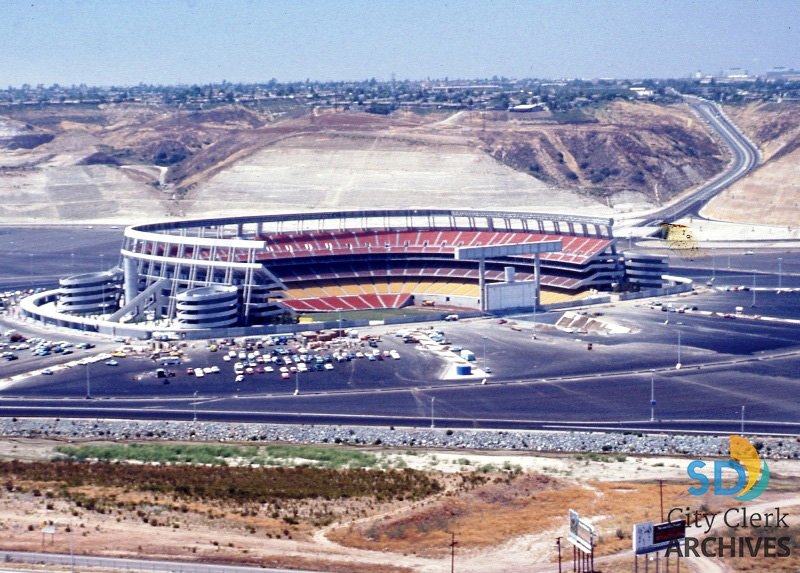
[633,520,686,555]
[568,509,594,553]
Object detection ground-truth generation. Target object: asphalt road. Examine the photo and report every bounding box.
[0,550,326,573]
[621,96,760,228]
[2,286,799,435]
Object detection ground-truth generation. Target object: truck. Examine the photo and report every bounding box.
[460,349,476,362]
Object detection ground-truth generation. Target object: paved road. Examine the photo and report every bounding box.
[617,96,760,230]
[0,551,326,573]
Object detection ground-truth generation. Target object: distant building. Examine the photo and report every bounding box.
[629,86,654,98]
[765,67,800,81]
[508,103,546,112]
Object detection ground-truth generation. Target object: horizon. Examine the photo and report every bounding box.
[1,0,798,87]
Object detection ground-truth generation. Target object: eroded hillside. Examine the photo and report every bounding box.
[472,101,726,204]
[0,101,729,223]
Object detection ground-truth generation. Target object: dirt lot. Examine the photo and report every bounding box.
[0,438,797,573]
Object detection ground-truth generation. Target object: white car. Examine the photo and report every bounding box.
[194,368,205,378]
[209,365,220,374]
[105,359,118,366]
[222,354,231,362]
[323,363,334,371]
[235,374,244,383]
[265,366,274,373]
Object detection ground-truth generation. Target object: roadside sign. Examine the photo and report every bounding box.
[568,509,595,553]
[633,520,686,554]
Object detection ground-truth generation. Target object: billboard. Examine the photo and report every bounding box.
[568,509,595,553]
[633,520,686,554]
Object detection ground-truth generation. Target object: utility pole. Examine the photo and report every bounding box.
[777,257,783,289]
[659,479,664,522]
[193,390,198,422]
[430,397,435,429]
[85,363,91,399]
[676,329,682,370]
[69,522,75,573]
[449,531,457,573]
[751,272,756,307]
[556,536,563,573]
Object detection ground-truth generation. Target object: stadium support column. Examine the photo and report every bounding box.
[534,254,541,309]
[123,257,138,306]
[479,257,486,312]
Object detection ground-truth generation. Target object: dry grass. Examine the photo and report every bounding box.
[330,473,727,559]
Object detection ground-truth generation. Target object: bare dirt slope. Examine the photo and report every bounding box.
[702,101,800,226]
[1,101,725,224]
[473,101,725,207]
[189,134,606,217]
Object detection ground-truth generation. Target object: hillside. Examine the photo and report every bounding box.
[0,101,727,223]
[701,101,800,226]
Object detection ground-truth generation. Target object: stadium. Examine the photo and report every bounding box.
[21,209,670,336]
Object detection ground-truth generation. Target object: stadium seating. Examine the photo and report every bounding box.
[254,229,610,265]
[282,293,413,313]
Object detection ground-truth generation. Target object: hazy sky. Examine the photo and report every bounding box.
[2,0,798,86]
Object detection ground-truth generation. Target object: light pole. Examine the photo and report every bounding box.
[741,405,745,435]
[778,257,783,289]
[85,363,91,399]
[193,390,198,422]
[676,328,682,370]
[294,371,299,395]
[28,253,33,289]
[650,375,656,422]
[99,253,104,271]
[711,247,716,281]
[430,397,435,429]
[481,336,488,371]
[751,271,756,307]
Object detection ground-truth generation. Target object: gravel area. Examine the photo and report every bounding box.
[1,417,798,459]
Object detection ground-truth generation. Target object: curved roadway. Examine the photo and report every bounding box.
[622,96,761,227]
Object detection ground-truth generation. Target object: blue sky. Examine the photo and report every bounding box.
[1,0,798,86]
